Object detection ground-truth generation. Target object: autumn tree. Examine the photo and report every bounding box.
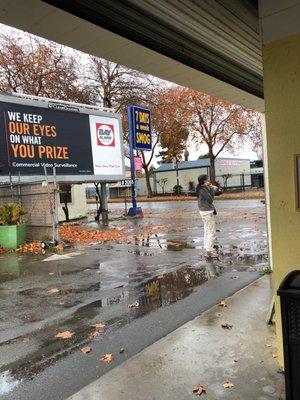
[152,87,192,164]
[188,90,261,184]
[0,32,93,221]
[86,57,157,197]
[86,57,153,111]
[0,34,90,103]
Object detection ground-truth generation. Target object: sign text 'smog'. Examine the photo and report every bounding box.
[129,106,152,151]
[135,110,151,146]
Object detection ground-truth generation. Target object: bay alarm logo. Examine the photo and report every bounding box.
[96,123,115,147]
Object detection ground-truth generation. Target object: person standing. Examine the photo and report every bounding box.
[196,174,218,258]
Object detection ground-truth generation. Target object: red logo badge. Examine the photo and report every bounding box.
[96,123,115,146]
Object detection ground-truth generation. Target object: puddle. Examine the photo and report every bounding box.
[0,371,21,395]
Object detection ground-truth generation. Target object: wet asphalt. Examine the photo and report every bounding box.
[0,199,268,400]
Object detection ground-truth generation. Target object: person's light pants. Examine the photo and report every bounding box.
[200,211,217,252]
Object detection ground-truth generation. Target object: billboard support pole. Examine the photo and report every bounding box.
[53,167,59,243]
[100,182,109,226]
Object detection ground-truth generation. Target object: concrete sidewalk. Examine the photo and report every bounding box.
[68,276,285,400]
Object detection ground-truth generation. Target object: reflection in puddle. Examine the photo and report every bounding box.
[0,370,21,395]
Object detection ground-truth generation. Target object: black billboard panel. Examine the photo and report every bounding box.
[0,101,94,175]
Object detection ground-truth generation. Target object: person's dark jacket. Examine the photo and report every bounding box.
[196,185,215,211]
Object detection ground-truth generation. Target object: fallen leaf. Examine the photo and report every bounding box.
[83,268,91,272]
[230,276,239,279]
[89,331,100,339]
[21,337,30,343]
[221,323,233,330]
[59,226,124,245]
[272,353,278,358]
[54,244,64,252]
[100,353,113,363]
[92,323,106,330]
[222,381,234,389]
[119,348,125,354]
[48,272,55,276]
[233,358,239,363]
[114,284,124,289]
[55,330,74,339]
[128,301,139,308]
[218,300,227,308]
[48,288,60,294]
[193,385,206,396]
[81,346,92,354]
[265,343,272,348]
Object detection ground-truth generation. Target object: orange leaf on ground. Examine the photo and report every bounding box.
[81,346,92,354]
[193,385,206,396]
[265,343,272,348]
[114,284,124,288]
[272,353,278,358]
[218,300,227,308]
[222,381,234,389]
[89,331,100,339]
[48,288,60,294]
[119,348,125,354]
[100,354,113,363]
[17,241,42,254]
[128,301,139,309]
[55,331,74,339]
[93,323,106,329]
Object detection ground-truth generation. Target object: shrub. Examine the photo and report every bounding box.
[173,185,183,195]
[0,203,26,225]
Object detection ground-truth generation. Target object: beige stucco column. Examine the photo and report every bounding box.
[259,0,300,368]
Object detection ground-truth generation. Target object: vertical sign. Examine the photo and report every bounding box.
[127,106,152,216]
[129,106,152,151]
[134,156,143,172]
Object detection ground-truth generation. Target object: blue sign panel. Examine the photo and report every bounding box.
[128,106,152,151]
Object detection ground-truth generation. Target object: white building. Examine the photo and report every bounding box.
[154,158,252,194]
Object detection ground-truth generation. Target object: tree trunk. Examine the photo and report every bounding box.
[141,152,153,197]
[62,202,69,221]
[209,153,217,185]
[144,167,153,197]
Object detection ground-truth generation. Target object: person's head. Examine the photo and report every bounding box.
[198,174,210,186]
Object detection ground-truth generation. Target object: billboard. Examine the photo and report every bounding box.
[128,106,152,151]
[0,95,124,179]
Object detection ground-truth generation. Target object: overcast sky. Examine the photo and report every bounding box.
[0,23,260,166]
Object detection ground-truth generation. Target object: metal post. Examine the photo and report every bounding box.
[53,167,59,242]
[17,171,21,203]
[125,197,128,215]
[100,182,108,226]
[127,107,143,216]
[9,171,14,201]
[129,121,137,213]
[173,157,180,195]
